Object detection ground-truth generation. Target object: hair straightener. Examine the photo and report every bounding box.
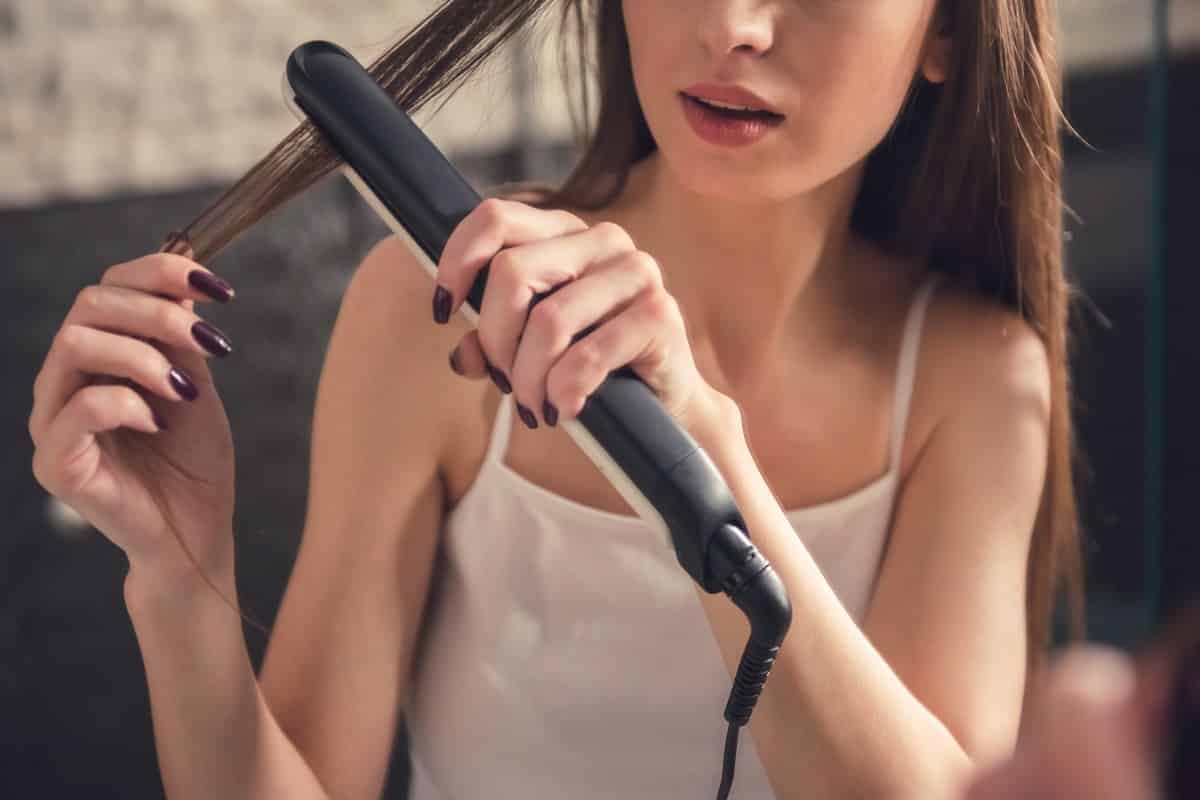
[283,40,790,799]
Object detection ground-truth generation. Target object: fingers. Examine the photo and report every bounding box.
[30,238,236,449]
[548,288,681,420]
[65,283,233,360]
[509,253,663,425]
[445,240,663,427]
[478,223,643,374]
[449,330,490,381]
[437,203,688,430]
[434,197,589,323]
[30,281,231,445]
[450,282,672,429]
[32,382,162,500]
[30,323,199,445]
[102,250,235,306]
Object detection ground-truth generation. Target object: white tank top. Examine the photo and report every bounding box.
[406,273,941,800]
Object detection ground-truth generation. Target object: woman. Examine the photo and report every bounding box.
[28,1,1084,797]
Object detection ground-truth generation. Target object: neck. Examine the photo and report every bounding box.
[615,151,869,405]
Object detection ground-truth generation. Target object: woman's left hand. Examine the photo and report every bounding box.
[431,197,730,434]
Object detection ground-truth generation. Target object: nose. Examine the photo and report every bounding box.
[697,1,774,59]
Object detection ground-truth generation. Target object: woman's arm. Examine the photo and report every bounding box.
[125,559,332,799]
[688,300,1050,800]
[123,235,464,800]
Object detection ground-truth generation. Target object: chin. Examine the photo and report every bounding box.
[658,143,820,205]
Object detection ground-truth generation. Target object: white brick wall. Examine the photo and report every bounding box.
[0,0,581,208]
[0,0,1195,209]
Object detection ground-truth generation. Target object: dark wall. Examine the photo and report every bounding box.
[1,52,1192,797]
[1164,53,1200,618]
[1,175,398,798]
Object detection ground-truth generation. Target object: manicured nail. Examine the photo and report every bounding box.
[168,367,198,401]
[160,230,195,258]
[192,320,234,357]
[486,363,511,394]
[528,288,553,315]
[543,400,558,427]
[448,347,465,376]
[516,403,538,429]
[151,408,169,431]
[188,270,235,302]
[433,285,452,324]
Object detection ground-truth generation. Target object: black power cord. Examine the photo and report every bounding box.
[705,524,792,799]
[717,722,739,800]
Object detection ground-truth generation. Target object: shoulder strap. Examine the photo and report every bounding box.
[890,272,942,470]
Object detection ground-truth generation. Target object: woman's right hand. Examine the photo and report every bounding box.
[29,234,239,577]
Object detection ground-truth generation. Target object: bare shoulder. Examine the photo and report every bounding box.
[922,276,1052,417]
[333,234,481,470]
[482,181,601,223]
[480,180,557,207]
[341,233,466,367]
[346,189,604,503]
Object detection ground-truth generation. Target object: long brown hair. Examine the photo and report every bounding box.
[129,0,1085,687]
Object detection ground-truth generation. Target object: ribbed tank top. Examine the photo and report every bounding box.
[406,272,942,799]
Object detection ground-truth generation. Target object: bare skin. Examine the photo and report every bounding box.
[29,0,1045,794]
[444,176,939,527]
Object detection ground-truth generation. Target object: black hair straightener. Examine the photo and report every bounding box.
[284,40,790,799]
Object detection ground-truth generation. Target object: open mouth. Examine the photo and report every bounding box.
[680,92,784,122]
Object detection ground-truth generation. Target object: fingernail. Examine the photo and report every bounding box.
[192,320,234,357]
[168,367,199,401]
[448,347,465,376]
[433,285,452,324]
[516,403,538,429]
[486,363,511,394]
[188,270,235,302]
[543,400,558,427]
[160,230,195,258]
[528,288,552,314]
[152,408,169,431]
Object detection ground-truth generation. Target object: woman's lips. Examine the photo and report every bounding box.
[679,92,784,148]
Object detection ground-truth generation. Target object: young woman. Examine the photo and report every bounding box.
[28,1,1084,798]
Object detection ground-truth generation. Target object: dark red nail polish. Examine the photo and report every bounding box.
[543,401,558,427]
[192,320,233,357]
[487,364,511,394]
[517,403,538,429]
[168,367,198,401]
[433,285,452,324]
[188,270,235,302]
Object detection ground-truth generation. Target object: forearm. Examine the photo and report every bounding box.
[123,556,330,800]
[692,406,975,799]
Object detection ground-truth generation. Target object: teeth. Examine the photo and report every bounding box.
[692,95,765,113]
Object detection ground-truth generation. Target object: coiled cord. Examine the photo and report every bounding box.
[715,639,783,800]
[725,640,781,726]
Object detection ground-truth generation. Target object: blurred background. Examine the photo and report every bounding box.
[2,1,1197,797]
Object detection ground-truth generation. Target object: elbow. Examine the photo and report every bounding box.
[777,745,978,800]
[866,718,1016,800]
[865,775,970,800]
[860,749,979,800]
